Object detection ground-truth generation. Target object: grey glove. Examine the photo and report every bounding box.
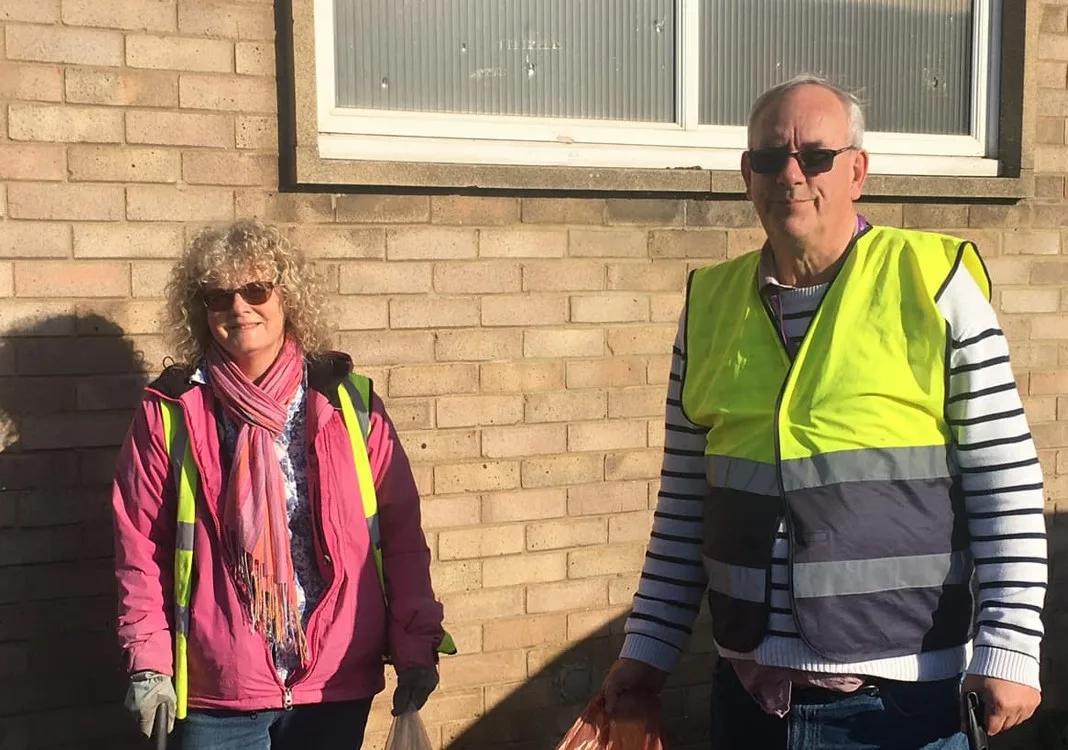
[392,666,439,716]
[124,671,176,738]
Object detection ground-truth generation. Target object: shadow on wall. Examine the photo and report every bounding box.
[449,512,1068,750]
[0,314,149,750]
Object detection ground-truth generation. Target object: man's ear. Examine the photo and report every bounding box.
[849,149,870,201]
[741,151,753,200]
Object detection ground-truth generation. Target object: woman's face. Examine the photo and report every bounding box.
[203,271,287,370]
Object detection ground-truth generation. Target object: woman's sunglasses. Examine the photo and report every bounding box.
[747,145,856,175]
[202,281,275,312]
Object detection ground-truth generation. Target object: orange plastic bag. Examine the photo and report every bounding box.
[555,692,665,750]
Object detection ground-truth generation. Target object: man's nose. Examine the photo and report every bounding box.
[777,154,806,185]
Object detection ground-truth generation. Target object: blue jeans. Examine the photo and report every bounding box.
[173,699,373,750]
[712,662,969,750]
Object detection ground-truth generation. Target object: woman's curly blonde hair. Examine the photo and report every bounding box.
[164,220,334,364]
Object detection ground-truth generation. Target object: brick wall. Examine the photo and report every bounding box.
[0,2,1065,749]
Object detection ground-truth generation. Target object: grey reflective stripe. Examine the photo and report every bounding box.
[175,604,190,634]
[705,455,778,496]
[176,521,195,551]
[793,550,972,599]
[367,513,380,546]
[340,377,370,438]
[781,445,953,492]
[170,426,189,480]
[703,556,766,603]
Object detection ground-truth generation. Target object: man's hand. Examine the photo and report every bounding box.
[124,671,176,738]
[961,674,1041,736]
[392,665,439,716]
[601,658,669,714]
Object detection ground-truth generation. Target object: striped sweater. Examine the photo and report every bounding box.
[620,245,1048,690]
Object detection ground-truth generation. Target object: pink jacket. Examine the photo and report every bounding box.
[112,354,444,711]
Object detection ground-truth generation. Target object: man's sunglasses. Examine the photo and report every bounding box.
[747,145,857,175]
[202,281,275,312]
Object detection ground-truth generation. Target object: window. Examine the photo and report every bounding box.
[312,0,1004,177]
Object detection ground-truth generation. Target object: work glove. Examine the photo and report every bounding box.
[124,670,176,738]
[392,665,439,716]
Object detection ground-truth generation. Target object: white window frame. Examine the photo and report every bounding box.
[314,0,1002,177]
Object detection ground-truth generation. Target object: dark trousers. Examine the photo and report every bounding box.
[711,662,968,750]
[172,698,373,750]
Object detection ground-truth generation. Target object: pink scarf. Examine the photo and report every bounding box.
[206,337,306,663]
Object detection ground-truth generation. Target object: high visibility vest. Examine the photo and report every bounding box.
[682,225,990,661]
[159,372,456,719]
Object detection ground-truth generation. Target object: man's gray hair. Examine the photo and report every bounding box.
[747,74,866,148]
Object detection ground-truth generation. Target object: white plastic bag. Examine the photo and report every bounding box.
[384,710,433,750]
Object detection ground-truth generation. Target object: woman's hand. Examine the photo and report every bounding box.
[392,665,439,715]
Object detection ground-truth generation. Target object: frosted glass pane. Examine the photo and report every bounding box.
[334,0,676,123]
[701,0,974,134]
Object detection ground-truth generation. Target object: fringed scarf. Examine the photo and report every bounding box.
[206,337,307,664]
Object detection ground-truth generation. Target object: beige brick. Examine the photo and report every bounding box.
[648,419,665,448]
[434,461,520,494]
[648,230,728,260]
[480,229,566,258]
[9,184,123,221]
[570,294,648,323]
[1032,316,1068,340]
[1040,61,1068,89]
[606,324,676,355]
[566,358,645,388]
[435,329,522,362]
[439,525,525,561]
[526,578,608,613]
[1043,6,1068,33]
[0,0,59,22]
[568,420,647,452]
[324,296,388,330]
[65,68,178,109]
[609,385,667,418]
[484,552,567,589]
[727,228,767,258]
[430,560,481,595]
[1032,260,1068,286]
[63,0,176,30]
[183,151,275,186]
[1040,31,1068,61]
[9,104,122,144]
[68,146,179,184]
[0,144,65,181]
[235,41,275,75]
[410,465,433,496]
[1003,230,1061,255]
[605,449,661,481]
[481,424,566,459]
[647,354,672,384]
[651,293,685,322]
[568,481,648,516]
[179,74,275,112]
[290,227,384,259]
[431,196,519,225]
[386,228,477,260]
[390,297,480,329]
[609,511,655,543]
[438,650,526,690]
[336,330,432,366]
[1032,371,1068,395]
[437,394,523,428]
[568,544,645,578]
[522,197,604,224]
[1023,396,1059,424]
[1038,117,1067,145]
[606,198,684,225]
[15,261,128,298]
[480,361,564,393]
[567,606,630,640]
[389,364,478,397]
[6,24,122,65]
[569,229,647,258]
[607,261,688,292]
[127,186,233,222]
[984,257,1032,286]
[75,300,164,336]
[1000,289,1061,314]
[481,295,567,327]
[0,63,63,102]
[376,398,433,430]
[178,1,274,39]
[523,328,604,358]
[608,574,640,605]
[0,300,74,334]
[482,613,567,650]
[525,390,606,423]
[132,262,171,297]
[338,262,431,296]
[400,429,480,464]
[336,195,429,224]
[236,191,331,224]
[433,261,521,294]
[482,488,566,524]
[1008,342,1060,369]
[440,587,525,623]
[235,116,278,149]
[0,263,12,297]
[127,34,232,72]
[522,259,604,292]
[127,110,234,148]
[73,223,183,259]
[521,453,604,489]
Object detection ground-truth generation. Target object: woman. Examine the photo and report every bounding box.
[112,220,447,749]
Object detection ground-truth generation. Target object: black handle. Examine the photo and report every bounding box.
[965,691,989,750]
[151,703,169,750]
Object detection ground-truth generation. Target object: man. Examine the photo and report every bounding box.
[601,75,1047,749]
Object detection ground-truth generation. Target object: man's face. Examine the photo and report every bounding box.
[741,85,868,245]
